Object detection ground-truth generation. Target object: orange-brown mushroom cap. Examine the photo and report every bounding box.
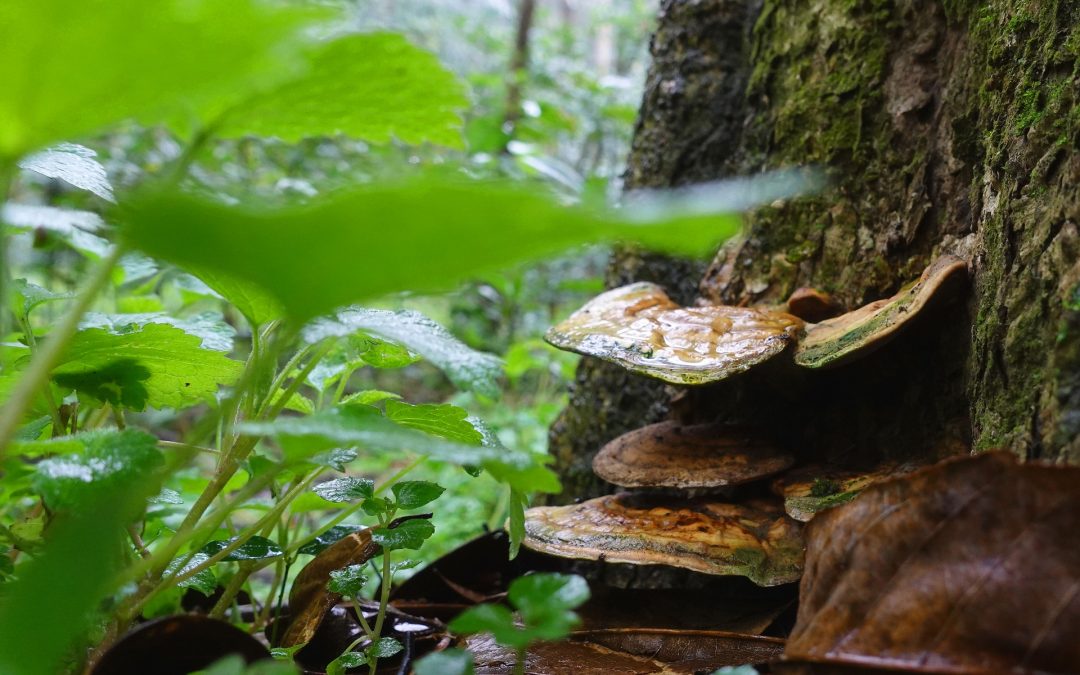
[593,421,794,489]
[794,255,968,369]
[545,283,803,385]
[522,494,803,586]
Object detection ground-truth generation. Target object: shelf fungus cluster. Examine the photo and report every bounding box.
[526,255,969,587]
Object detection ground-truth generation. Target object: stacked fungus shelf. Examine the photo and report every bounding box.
[523,255,969,587]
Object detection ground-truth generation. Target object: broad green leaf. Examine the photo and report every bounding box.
[120,176,746,323]
[327,564,367,598]
[312,477,375,503]
[297,525,358,556]
[44,323,243,410]
[18,143,115,202]
[413,649,475,675]
[0,0,322,158]
[166,552,217,596]
[33,429,163,515]
[10,278,72,318]
[201,535,283,562]
[384,401,484,445]
[218,33,466,147]
[372,519,435,551]
[509,573,590,620]
[80,311,236,352]
[391,480,445,510]
[326,653,366,675]
[367,637,403,659]
[240,406,558,493]
[305,309,500,396]
[341,390,401,406]
[150,488,184,505]
[0,485,157,675]
[361,497,393,517]
[3,203,110,258]
[188,267,284,328]
[449,603,526,649]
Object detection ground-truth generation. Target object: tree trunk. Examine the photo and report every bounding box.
[549,0,1080,500]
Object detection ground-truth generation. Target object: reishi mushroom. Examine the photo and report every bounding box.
[793,255,968,369]
[544,282,803,385]
[527,255,969,589]
[592,420,794,490]
[522,494,803,587]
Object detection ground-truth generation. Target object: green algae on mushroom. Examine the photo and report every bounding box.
[794,255,968,369]
[770,462,924,522]
[522,494,803,587]
[545,282,803,385]
[593,420,794,489]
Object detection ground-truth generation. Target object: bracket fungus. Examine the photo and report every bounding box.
[593,420,794,489]
[794,255,968,369]
[545,282,803,385]
[522,494,803,586]
[770,462,923,522]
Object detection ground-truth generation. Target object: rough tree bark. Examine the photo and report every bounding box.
[549,0,1080,501]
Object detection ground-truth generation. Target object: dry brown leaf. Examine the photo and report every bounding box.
[523,494,804,586]
[545,282,802,385]
[782,452,1080,673]
[280,528,379,647]
[794,255,967,369]
[594,420,794,489]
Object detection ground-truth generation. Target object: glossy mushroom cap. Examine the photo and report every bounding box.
[545,282,804,385]
[522,494,803,586]
[593,421,794,489]
[794,255,968,369]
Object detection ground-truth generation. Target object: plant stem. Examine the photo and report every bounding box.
[514,648,526,675]
[209,561,254,619]
[368,549,394,674]
[0,245,124,456]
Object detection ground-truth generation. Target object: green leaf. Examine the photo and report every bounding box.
[312,477,375,503]
[120,175,747,323]
[11,278,72,318]
[166,552,217,596]
[150,488,184,505]
[372,519,434,551]
[341,390,401,407]
[0,484,159,675]
[218,33,466,147]
[508,488,526,560]
[361,497,393,517]
[188,267,284,328]
[33,429,163,514]
[0,0,323,158]
[391,480,445,510]
[45,323,243,411]
[327,564,367,598]
[413,649,475,675]
[326,652,366,675]
[80,311,236,352]
[3,203,110,258]
[305,309,500,396]
[367,637,403,659]
[385,401,484,445]
[201,535,283,562]
[18,143,115,202]
[297,526,358,556]
[240,406,558,494]
[509,573,590,620]
[449,603,528,649]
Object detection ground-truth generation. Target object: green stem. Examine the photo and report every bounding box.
[18,313,65,434]
[368,549,394,675]
[514,648,526,675]
[0,245,124,456]
[209,561,253,619]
